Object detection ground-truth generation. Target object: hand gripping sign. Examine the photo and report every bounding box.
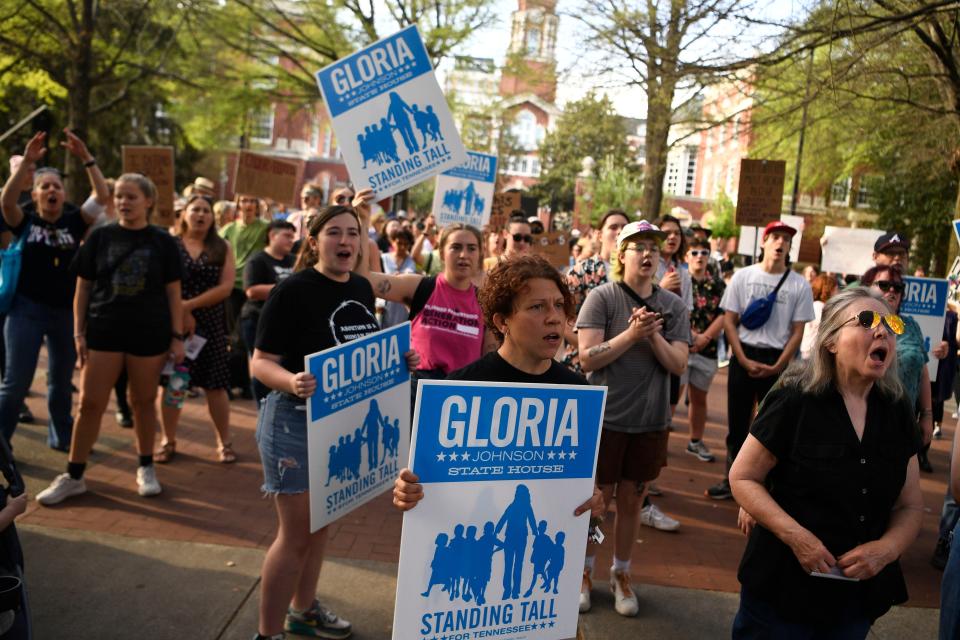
[394,381,606,640]
[305,323,411,532]
[315,26,467,200]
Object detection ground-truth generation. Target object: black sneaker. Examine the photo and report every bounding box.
[918,451,934,473]
[932,537,950,571]
[705,479,732,500]
[115,411,133,428]
[17,405,33,424]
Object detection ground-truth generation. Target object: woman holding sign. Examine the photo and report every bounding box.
[730,287,922,637]
[250,204,418,640]
[392,255,605,606]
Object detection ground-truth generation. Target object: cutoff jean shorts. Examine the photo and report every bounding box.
[256,390,310,495]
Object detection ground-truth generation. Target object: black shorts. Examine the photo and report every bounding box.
[86,323,170,357]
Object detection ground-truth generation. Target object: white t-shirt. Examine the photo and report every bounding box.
[720,265,815,350]
[799,300,825,359]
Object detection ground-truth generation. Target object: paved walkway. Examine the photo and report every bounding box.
[12,358,949,637]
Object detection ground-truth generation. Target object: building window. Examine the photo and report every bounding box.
[250,107,274,144]
[531,157,541,176]
[831,178,851,206]
[512,110,539,151]
[685,148,696,196]
[526,28,540,55]
[856,176,876,208]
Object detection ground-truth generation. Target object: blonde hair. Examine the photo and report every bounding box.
[116,173,157,220]
[778,287,903,398]
[611,233,661,282]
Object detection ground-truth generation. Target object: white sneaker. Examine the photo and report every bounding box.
[136,465,162,497]
[640,503,680,532]
[579,567,592,613]
[934,424,943,439]
[609,569,638,617]
[36,473,87,505]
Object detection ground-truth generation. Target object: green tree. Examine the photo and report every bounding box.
[532,92,635,211]
[709,190,739,239]
[591,156,644,222]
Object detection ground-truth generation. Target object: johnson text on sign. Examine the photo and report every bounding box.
[433,151,498,228]
[305,323,411,532]
[393,380,606,640]
[315,26,467,199]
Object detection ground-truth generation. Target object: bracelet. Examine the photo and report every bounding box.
[73,333,85,339]
[83,158,97,168]
[921,408,933,416]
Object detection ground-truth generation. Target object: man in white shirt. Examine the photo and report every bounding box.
[706,221,814,500]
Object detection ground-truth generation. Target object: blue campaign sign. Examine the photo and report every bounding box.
[393,380,606,640]
[954,219,960,246]
[411,381,603,483]
[902,277,949,379]
[432,151,499,228]
[304,323,411,531]
[315,26,467,199]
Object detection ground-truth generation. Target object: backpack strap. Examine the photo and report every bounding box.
[408,275,438,322]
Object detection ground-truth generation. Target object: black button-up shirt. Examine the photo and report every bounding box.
[737,383,918,623]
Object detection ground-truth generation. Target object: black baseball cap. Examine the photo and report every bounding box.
[874,232,909,253]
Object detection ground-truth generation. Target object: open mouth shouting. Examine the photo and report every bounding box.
[868,343,889,367]
[543,331,561,348]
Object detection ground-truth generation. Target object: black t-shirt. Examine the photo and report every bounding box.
[241,250,294,319]
[255,269,380,373]
[737,383,918,623]
[12,203,89,308]
[449,351,587,385]
[75,223,182,333]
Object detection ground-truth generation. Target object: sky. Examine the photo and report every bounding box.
[438,0,808,120]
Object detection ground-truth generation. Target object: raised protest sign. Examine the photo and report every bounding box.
[735,159,786,227]
[305,323,411,532]
[393,380,606,640]
[780,214,805,264]
[234,151,302,205]
[820,226,885,276]
[122,146,175,227]
[531,232,571,270]
[433,151,498,228]
[315,25,467,199]
[953,219,960,246]
[489,192,521,231]
[901,277,949,380]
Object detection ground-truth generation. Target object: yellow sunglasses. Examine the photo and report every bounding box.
[847,310,904,336]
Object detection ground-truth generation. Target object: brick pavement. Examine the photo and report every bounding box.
[16,357,952,608]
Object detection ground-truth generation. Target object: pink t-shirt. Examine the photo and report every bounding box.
[410,274,484,373]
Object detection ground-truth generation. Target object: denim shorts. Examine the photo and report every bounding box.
[256,390,310,495]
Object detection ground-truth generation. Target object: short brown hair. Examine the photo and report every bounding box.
[479,255,574,342]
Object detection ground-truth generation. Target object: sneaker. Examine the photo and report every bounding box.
[252,634,285,640]
[934,424,943,439]
[705,479,732,500]
[136,465,162,497]
[686,440,715,462]
[918,451,934,474]
[37,473,87,505]
[17,405,33,424]
[285,599,352,639]
[115,411,133,428]
[645,482,663,497]
[640,503,680,532]
[609,569,639,617]
[579,568,592,613]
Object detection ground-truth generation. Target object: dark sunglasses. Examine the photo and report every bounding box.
[847,309,905,335]
[688,249,710,257]
[512,233,534,244]
[874,280,905,294]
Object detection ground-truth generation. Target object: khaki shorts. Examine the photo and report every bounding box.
[596,428,669,485]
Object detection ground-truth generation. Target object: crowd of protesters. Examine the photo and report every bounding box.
[0,129,958,639]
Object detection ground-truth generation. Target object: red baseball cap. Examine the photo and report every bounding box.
[762,221,797,239]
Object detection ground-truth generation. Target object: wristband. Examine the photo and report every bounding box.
[83,159,97,168]
[171,332,185,341]
[74,333,85,339]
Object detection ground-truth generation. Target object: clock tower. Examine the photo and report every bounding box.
[499,0,559,103]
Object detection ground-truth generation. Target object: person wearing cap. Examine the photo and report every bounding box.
[706,221,814,501]
[192,177,216,198]
[873,232,910,269]
[576,220,690,616]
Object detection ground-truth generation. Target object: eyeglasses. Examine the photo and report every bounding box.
[623,243,660,254]
[512,234,534,244]
[846,310,905,335]
[874,280,905,294]
[689,250,710,257]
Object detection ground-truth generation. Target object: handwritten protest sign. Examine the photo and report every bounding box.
[901,277,948,380]
[315,25,466,199]
[305,323,411,532]
[122,146,175,227]
[234,151,302,205]
[735,159,785,227]
[394,380,606,640]
[489,192,522,231]
[433,151,498,228]
[820,226,885,276]
[531,232,571,270]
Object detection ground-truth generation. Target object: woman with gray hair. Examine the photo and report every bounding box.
[729,287,922,637]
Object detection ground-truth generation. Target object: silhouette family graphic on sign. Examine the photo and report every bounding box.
[440,180,485,218]
[358,91,444,168]
[421,485,566,606]
[325,399,401,486]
